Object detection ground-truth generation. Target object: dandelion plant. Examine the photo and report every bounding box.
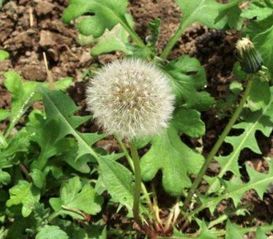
[86,59,174,225]
[1,0,273,238]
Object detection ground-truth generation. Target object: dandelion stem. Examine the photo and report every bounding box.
[116,138,153,212]
[129,141,142,226]
[182,75,253,213]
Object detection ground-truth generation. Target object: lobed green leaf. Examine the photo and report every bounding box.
[50,177,102,219]
[175,0,238,29]
[6,180,40,217]
[63,0,128,38]
[141,125,204,196]
[36,225,68,239]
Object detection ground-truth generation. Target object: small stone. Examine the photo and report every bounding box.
[0,60,11,73]
[39,30,56,47]
[19,64,47,81]
[39,30,72,47]
[34,0,55,16]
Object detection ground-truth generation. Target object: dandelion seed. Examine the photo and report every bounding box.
[86,59,175,139]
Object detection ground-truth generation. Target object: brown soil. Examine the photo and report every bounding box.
[1,0,273,238]
[0,0,92,83]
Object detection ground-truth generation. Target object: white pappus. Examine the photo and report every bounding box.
[86,59,175,139]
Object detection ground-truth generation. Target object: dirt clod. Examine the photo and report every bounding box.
[0,0,92,81]
[34,0,55,16]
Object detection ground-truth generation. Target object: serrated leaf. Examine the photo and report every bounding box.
[173,108,205,137]
[50,177,102,219]
[173,220,217,239]
[40,88,104,160]
[0,129,30,169]
[40,89,131,210]
[36,225,68,239]
[3,71,72,136]
[98,154,134,209]
[140,125,204,196]
[175,0,235,29]
[203,162,273,213]
[6,180,40,217]
[28,112,95,174]
[61,143,92,173]
[209,88,273,191]
[225,221,244,239]
[63,0,128,38]
[196,222,218,239]
[28,116,65,168]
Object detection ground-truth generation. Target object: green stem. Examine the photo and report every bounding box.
[47,211,61,222]
[207,207,245,229]
[129,142,142,226]
[119,21,146,48]
[160,19,187,60]
[117,138,153,211]
[182,75,253,212]
[208,214,228,229]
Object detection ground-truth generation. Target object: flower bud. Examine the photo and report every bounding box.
[236,38,263,74]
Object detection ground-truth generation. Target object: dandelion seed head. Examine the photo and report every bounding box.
[86,59,175,139]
